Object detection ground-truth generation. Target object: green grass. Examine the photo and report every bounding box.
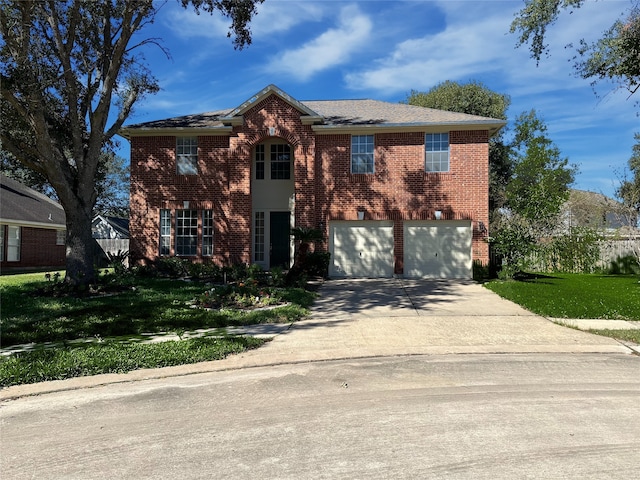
[0,336,265,387]
[0,273,316,347]
[485,273,640,320]
[0,271,316,386]
[589,329,640,345]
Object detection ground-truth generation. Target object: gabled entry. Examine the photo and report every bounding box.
[252,139,295,269]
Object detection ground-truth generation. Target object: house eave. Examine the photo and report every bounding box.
[312,120,506,136]
[0,218,65,230]
[119,126,233,139]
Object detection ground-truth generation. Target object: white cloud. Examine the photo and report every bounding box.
[265,4,372,81]
[344,0,626,96]
[162,0,325,40]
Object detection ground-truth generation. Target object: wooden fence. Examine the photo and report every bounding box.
[94,239,130,267]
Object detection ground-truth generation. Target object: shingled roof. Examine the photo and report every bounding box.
[0,175,66,228]
[120,84,506,137]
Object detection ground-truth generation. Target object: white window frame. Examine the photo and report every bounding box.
[351,135,375,174]
[202,210,214,256]
[425,133,450,172]
[0,225,5,262]
[159,209,171,256]
[270,144,291,180]
[176,137,198,175]
[56,230,66,246]
[255,144,265,180]
[254,212,265,262]
[175,209,198,256]
[7,225,20,262]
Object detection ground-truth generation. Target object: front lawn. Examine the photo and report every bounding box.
[0,270,316,386]
[0,272,315,347]
[485,273,640,320]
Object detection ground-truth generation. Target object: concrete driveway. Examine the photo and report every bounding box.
[240,278,630,364]
[1,278,632,400]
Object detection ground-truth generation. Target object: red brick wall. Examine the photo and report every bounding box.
[129,94,490,271]
[314,130,490,270]
[0,226,65,271]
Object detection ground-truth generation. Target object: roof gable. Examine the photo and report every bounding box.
[221,84,322,125]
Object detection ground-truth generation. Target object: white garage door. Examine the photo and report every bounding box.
[330,221,394,278]
[404,220,472,279]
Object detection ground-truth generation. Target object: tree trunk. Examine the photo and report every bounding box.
[64,202,96,286]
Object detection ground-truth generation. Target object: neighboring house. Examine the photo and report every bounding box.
[92,215,130,266]
[562,189,639,232]
[0,174,66,271]
[121,84,505,279]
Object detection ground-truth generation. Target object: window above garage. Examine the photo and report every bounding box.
[425,133,449,172]
[351,135,374,174]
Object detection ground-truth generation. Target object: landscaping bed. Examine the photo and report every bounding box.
[0,267,318,386]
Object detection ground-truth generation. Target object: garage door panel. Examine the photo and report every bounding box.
[404,221,472,279]
[330,222,394,278]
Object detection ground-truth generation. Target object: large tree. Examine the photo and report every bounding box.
[0,0,262,286]
[510,0,640,101]
[404,80,512,211]
[616,133,640,223]
[493,110,577,276]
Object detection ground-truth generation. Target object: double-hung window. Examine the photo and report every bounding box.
[351,135,374,174]
[176,137,198,175]
[425,133,449,172]
[176,210,198,256]
[0,225,5,261]
[7,225,20,261]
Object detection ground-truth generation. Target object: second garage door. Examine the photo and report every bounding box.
[329,221,394,277]
[404,220,472,279]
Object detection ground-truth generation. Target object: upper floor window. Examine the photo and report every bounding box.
[56,230,65,246]
[425,133,449,172]
[351,135,374,174]
[270,144,291,179]
[255,144,265,180]
[176,137,198,175]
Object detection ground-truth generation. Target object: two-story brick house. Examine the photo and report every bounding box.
[122,84,505,278]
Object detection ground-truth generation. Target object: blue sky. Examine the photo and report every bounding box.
[120,0,639,199]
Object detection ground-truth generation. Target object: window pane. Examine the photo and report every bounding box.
[177,137,198,175]
[7,226,20,261]
[425,133,449,172]
[351,135,374,173]
[254,212,265,262]
[176,210,198,256]
[255,144,265,180]
[160,209,171,255]
[270,144,291,179]
[202,210,213,256]
[0,225,4,262]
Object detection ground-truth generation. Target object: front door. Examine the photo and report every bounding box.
[270,211,291,269]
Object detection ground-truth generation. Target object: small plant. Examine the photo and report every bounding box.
[106,250,129,275]
[269,266,286,286]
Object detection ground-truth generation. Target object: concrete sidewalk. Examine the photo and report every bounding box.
[1,278,637,400]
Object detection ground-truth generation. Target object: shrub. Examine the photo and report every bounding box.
[607,254,640,275]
